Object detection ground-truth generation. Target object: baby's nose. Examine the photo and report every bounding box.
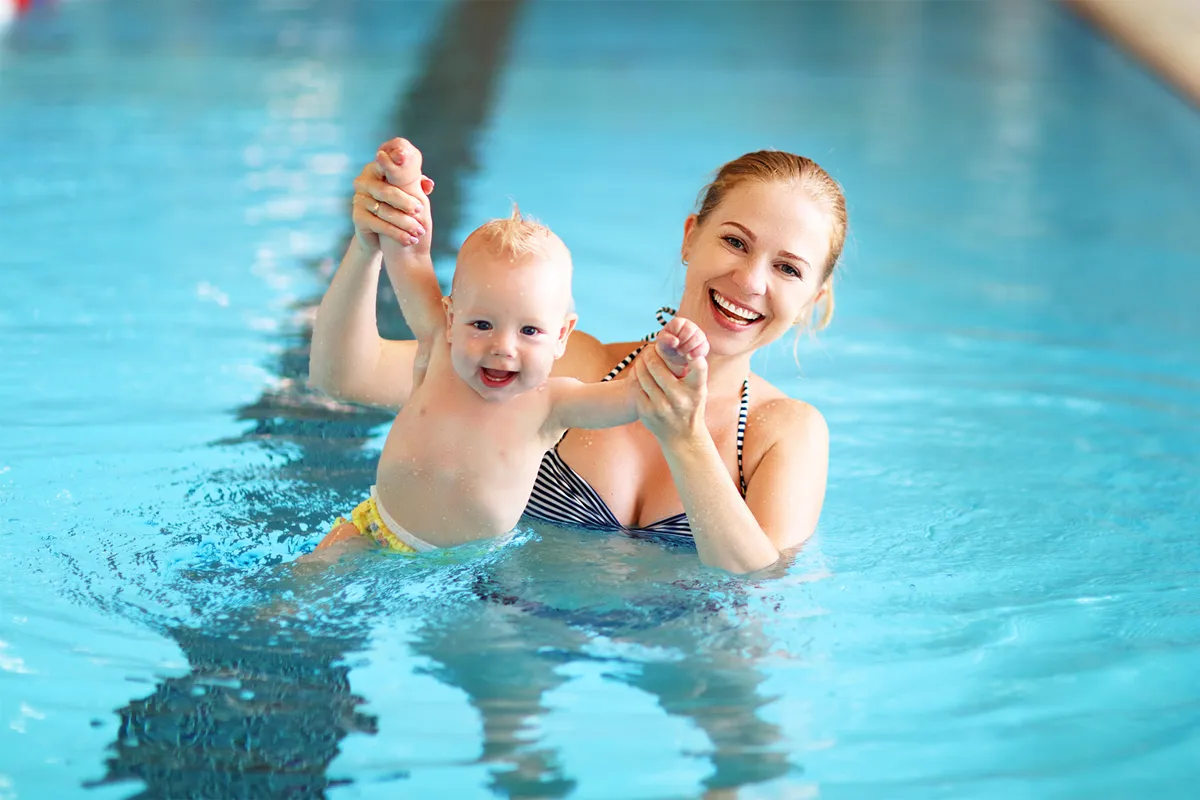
[490,333,517,357]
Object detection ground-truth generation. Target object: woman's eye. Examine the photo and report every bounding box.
[722,236,746,250]
[471,321,492,331]
[778,263,802,279]
[520,326,541,337]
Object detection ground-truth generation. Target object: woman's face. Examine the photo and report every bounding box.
[677,180,832,358]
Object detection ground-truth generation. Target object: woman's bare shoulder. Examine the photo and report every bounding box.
[747,374,829,444]
[554,331,643,382]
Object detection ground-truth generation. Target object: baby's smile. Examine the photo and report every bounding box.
[479,367,518,388]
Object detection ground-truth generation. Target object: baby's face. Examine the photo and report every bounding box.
[444,254,576,402]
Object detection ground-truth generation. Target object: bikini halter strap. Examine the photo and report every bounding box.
[604,307,750,496]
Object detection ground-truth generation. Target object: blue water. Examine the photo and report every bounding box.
[2,1,1199,797]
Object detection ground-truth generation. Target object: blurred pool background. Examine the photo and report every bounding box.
[1,1,1198,797]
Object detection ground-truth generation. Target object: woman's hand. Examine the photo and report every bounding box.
[631,347,708,446]
[350,139,435,251]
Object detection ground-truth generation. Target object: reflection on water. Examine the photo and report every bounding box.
[89,612,376,798]
[83,548,798,798]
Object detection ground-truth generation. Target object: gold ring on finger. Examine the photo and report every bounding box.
[371,200,381,215]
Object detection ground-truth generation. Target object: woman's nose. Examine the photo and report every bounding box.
[731,259,767,295]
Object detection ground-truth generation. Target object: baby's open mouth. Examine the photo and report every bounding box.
[480,368,517,388]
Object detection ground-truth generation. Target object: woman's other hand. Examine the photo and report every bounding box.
[350,139,435,251]
[632,347,708,446]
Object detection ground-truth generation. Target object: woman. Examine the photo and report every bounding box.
[312,141,846,574]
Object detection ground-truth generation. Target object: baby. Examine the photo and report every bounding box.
[308,141,708,558]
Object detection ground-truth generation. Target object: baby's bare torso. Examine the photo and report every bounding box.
[374,342,555,547]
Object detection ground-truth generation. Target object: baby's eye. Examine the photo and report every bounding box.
[520,325,541,337]
[471,320,493,331]
[722,235,746,251]
[778,263,803,279]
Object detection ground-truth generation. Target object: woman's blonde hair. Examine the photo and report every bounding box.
[695,150,846,331]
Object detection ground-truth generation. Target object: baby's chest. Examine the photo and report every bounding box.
[392,400,544,475]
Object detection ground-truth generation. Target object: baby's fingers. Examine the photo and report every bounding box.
[660,316,687,338]
[668,320,704,356]
[657,332,680,354]
[375,148,423,188]
[680,328,709,360]
[378,137,415,166]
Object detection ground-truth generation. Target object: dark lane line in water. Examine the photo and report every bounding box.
[229,0,528,463]
[91,3,528,798]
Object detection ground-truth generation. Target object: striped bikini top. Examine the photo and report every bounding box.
[525,308,750,543]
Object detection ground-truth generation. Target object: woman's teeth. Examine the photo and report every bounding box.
[711,290,762,324]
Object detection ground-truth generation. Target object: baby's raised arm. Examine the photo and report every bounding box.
[545,317,709,437]
[373,139,443,345]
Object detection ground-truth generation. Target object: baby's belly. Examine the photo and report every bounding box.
[375,438,540,547]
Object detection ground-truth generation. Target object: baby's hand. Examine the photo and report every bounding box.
[655,316,709,378]
[377,138,425,190]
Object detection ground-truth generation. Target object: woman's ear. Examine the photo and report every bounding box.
[796,281,832,326]
[813,280,830,306]
[680,214,699,265]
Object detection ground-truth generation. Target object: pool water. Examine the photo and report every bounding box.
[2,1,1199,797]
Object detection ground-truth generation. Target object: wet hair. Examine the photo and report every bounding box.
[461,203,569,264]
[695,150,846,330]
[452,204,574,310]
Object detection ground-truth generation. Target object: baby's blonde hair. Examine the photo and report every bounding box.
[460,203,568,264]
[452,204,573,307]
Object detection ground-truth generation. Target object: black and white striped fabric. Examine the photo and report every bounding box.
[525,308,750,542]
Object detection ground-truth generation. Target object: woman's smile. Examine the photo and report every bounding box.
[708,288,765,329]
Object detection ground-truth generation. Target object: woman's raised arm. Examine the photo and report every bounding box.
[307,158,428,409]
[308,236,420,408]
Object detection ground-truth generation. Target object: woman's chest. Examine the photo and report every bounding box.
[557,415,741,528]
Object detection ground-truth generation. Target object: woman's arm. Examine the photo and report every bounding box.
[308,236,420,408]
[308,150,436,407]
[631,353,827,574]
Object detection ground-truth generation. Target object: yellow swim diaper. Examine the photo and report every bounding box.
[331,485,437,554]
[331,496,415,554]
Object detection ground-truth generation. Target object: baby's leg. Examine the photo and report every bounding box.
[296,522,372,565]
